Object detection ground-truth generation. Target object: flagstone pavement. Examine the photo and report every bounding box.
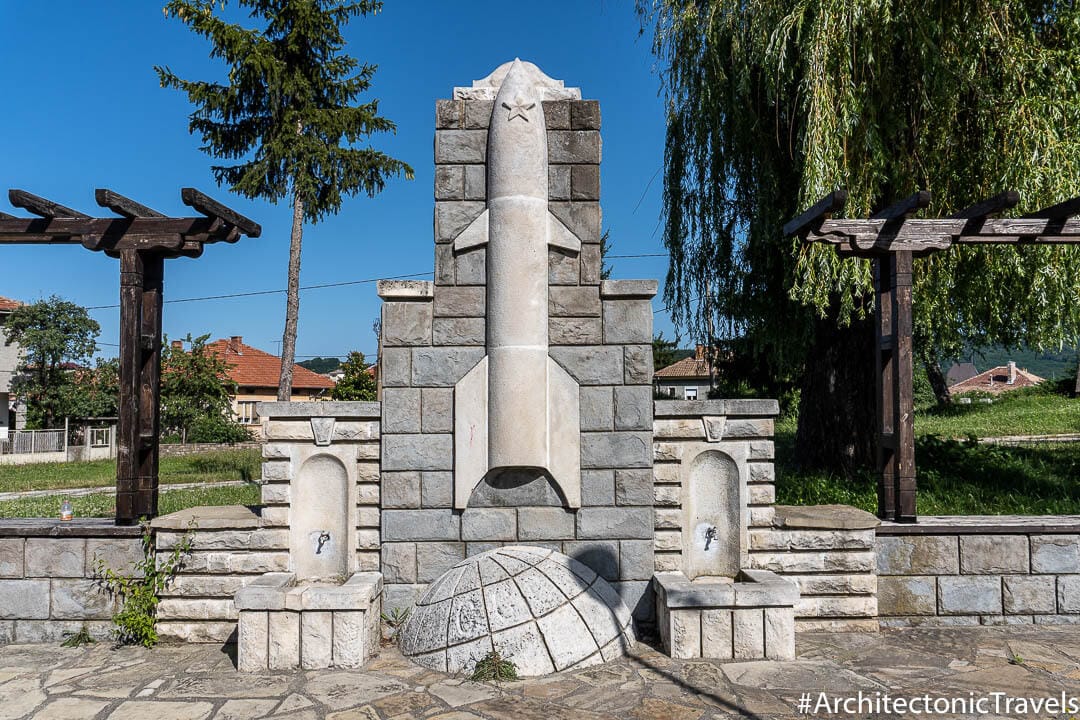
[3,625,1080,719]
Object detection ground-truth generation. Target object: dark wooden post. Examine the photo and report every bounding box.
[116,250,164,524]
[873,256,896,519]
[894,250,917,521]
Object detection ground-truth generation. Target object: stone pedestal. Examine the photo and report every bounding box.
[654,569,796,660]
[235,572,382,671]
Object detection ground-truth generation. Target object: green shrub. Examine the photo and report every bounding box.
[94,520,195,647]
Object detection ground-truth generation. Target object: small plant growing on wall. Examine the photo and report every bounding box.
[469,650,518,683]
[94,519,195,648]
[380,606,410,646]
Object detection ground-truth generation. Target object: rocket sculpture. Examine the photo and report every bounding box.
[452,60,583,509]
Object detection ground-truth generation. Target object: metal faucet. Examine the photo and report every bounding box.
[704,526,717,551]
[316,531,331,554]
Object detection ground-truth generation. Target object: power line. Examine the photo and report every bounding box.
[85,271,434,310]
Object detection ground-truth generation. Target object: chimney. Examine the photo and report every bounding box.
[695,344,705,361]
[171,340,183,350]
[1008,361,1017,385]
[228,336,243,354]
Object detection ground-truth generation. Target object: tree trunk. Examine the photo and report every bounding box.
[923,352,951,405]
[277,191,304,401]
[794,314,877,475]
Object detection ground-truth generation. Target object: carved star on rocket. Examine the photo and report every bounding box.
[502,96,535,122]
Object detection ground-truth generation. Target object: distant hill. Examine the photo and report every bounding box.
[297,357,342,374]
[945,345,1079,381]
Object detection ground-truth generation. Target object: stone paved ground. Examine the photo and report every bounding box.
[3,626,1080,719]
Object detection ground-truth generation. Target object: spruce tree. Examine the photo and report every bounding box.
[157,0,412,400]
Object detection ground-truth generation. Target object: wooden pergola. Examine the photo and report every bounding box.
[0,188,261,524]
[784,189,1080,522]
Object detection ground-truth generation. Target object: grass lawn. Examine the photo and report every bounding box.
[0,483,260,518]
[914,386,1080,438]
[0,448,260,493]
[776,406,1080,515]
[0,448,261,519]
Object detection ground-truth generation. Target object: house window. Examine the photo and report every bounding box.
[89,427,110,447]
[684,386,698,400]
[237,401,259,425]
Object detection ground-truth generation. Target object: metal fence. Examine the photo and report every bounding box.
[0,428,66,455]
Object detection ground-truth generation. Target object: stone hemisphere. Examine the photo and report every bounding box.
[399,545,635,676]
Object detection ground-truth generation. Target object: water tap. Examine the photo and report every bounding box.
[316,531,331,555]
[704,526,717,551]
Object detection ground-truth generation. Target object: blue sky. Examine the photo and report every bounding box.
[0,1,674,362]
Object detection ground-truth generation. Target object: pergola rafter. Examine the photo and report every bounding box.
[786,189,1080,522]
[0,188,261,524]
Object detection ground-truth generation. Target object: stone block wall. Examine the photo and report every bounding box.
[154,401,382,643]
[877,518,1080,626]
[756,506,880,631]
[433,96,602,288]
[377,86,658,622]
[652,400,779,575]
[378,276,658,622]
[0,520,141,642]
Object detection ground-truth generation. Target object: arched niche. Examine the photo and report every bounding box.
[683,449,741,580]
[291,453,349,581]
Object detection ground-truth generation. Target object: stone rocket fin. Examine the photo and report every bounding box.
[453,355,488,509]
[453,209,489,251]
[547,212,581,254]
[547,356,581,508]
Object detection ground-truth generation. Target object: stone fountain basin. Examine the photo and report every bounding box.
[234,571,382,671]
[653,568,798,660]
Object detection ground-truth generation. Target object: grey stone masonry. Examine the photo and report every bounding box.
[750,505,880,632]
[876,517,1080,627]
[0,520,141,644]
[152,401,382,644]
[376,77,660,624]
[653,400,780,581]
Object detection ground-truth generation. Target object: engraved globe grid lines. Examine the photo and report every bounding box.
[400,546,634,674]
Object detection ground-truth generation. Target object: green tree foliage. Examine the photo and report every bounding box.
[653,332,678,371]
[62,358,121,420]
[298,356,342,374]
[3,296,100,428]
[639,0,1080,468]
[330,350,377,401]
[157,0,413,401]
[160,335,250,443]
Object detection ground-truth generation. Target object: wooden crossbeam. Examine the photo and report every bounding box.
[949,190,1019,219]
[783,190,847,237]
[9,189,89,219]
[0,212,15,220]
[181,188,261,238]
[817,217,1080,240]
[95,189,165,219]
[870,190,931,220]
[1023,196,1080,220]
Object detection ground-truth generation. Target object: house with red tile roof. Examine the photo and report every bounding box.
[948,361,1044,396]
[204,336,335,434]
[654,345,715,400]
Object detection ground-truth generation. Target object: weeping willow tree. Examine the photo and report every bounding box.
[638,0,1080,472]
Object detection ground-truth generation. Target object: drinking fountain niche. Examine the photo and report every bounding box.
[653,400,798,660]
[234,403,383,672]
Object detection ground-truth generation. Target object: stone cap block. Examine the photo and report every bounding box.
[152,505,262,531]
[654,569,798,608]
[0,518,141,538]
[235,572,295,610]
[256,401,381,420]
[377,280,435,300]
[654,399,780,418]
[877,515,1080,535]
[774,505,880,531]
[599,280,658,299]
